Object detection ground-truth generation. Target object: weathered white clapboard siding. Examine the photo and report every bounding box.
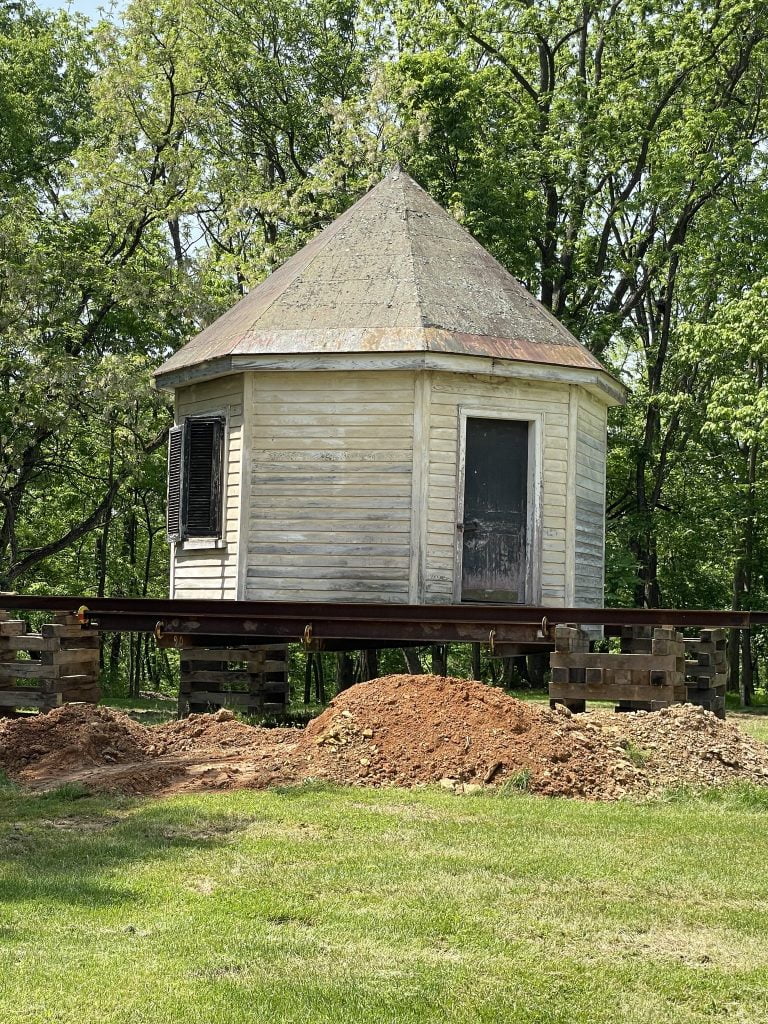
[171,375,244,600]
[573,391,607,607]
[169,365,611,608]
[245,370,415,602]
[422,373,571,606]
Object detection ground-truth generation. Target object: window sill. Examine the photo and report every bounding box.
[178,538,227,551]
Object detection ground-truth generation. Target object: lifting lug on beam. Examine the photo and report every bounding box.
[302,623,313,646]
[489,628,496,656]
[77,605,89,625]
[154,620,164,641]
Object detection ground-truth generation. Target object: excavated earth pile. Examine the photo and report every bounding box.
[1,674,768,799]
[298,674,623,797]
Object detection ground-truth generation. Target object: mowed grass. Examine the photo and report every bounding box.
[2,783,768,1024]
[730,710,768,745]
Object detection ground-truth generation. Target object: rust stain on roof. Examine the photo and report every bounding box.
[157,168,611,379]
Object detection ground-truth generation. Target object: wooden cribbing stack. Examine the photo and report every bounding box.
[684,629,727,719]
[549,624,729,717]
[0,611,100,714]
[179,645,289,718]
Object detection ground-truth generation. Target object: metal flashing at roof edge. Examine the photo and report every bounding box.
[155,169,623,398]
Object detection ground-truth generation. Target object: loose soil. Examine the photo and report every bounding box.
[2,675,768,800]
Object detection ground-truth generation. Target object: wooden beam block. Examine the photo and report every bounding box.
[686,685,727,702]
[40,623,88,639]
[551,652,681,673]
[554,625,588,654]
[186,690,267,706]
[0,689,60,708]
[41,649,100,667]
[0,621,26,636]
[4,635,57,652]
[550,681,677,703]
[684,661,721,678]
[182,670,254,685]
[651,639,685,656]
[179,647,254,663]
[0,662,50,680]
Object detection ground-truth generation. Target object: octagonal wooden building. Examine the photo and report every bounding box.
[155,168,624,607]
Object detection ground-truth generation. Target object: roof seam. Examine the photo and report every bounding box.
[401,186,427,334]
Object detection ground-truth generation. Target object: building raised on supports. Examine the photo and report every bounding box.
[155,167,625,607]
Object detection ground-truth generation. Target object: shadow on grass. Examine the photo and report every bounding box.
[0,787,257,908]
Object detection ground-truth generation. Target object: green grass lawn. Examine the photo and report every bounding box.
[3,782,768,1023]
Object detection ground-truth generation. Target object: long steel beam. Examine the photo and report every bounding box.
[0,594,766,645]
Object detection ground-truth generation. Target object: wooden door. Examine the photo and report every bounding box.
[460,417,529,603]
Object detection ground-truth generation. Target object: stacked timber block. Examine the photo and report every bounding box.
[614,625,686,712]
[549,624,686,714]
[549,624,730,717]
[179,645,289,718]
[684,629,727,719]
[0,612,100,714]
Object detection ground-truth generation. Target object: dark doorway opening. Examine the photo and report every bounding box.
[460,417,530,603]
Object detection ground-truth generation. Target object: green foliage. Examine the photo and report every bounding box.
[622,742,651,769]
[498,768,533,794]
[38,781,92,801]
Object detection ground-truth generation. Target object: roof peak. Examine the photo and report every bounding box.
[157,169,611,384]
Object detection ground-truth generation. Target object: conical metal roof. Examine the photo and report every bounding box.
[156,168,608,380]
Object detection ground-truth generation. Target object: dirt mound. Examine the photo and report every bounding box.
[293,674,641,798]
[2,676,768,799]
[614,704,768,790]
[0,704,151,781]
[150,707,295,756]
[0,704,301,794]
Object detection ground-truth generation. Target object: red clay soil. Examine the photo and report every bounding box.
[1,674,768,799]
[296,674,627,797]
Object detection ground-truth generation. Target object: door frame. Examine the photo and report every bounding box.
[453,406,543,605]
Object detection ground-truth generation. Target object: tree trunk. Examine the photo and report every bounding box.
[360,648,379,681]
[740,629,754,707]
[336,652,355,692]
[402,648,424,674]
[431,644,448,676]
[108,632,121,685]
[526,652,548,689]
[471,643,482,681]
[728,629,740,696]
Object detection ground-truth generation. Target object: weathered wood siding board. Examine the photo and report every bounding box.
[574,392,607,607]
[172,376,244,600]
[423,374,572,605]
[246,370,415,602]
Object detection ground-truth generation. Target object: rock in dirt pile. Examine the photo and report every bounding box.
[1,674,767,799]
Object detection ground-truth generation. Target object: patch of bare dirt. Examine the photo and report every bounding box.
[0,704,151,780]
[2,676,768,799]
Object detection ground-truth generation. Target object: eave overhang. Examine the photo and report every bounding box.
[155,349,627,407]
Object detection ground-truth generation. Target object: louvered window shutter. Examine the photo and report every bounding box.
[184,417,224,538]
[166,425,184,541]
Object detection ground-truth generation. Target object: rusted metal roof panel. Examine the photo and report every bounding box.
[157,168,614,382]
